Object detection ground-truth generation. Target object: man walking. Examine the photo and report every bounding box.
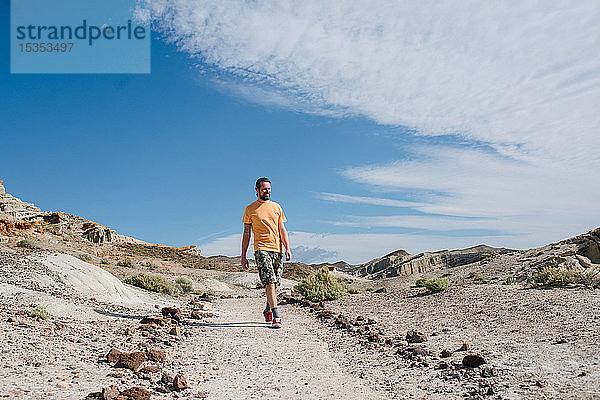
[241,177,291,329]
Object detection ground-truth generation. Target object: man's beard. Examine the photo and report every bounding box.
[260,193,270,201]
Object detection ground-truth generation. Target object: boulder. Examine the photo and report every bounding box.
[462,354,486,368]
[112,352,146,371]
[146,349,166,363]
[173,374,189,391]
[406,330,427,343]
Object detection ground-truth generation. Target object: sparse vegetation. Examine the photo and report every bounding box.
[125,272,175,295]
[504,276,515,285]
[100,258,111,265]
[175,277,194,293]
[480,251,500,263]
[295,267,347,302]
[118,258,135,268]
[531,267,575,287]
[28,304,49,320]
[16,239,39,250]
[470,273,488,284]
[416,277,450,292]
[425,277,450,292]
[77,253,92,262]
[346,286,359,294]
[415,278,428,287]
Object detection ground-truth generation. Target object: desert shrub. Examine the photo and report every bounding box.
[504,276,515,285]
[16,240,38,250]
[471,274,488,284]
[415,278,428,287]
[77,253,92,262]
[424,277,450,292]
[294,267,347,302]
[28,304,49,320]
[570,270,598,288]
[175,277,194,293]
[118,258,135,268]
[531,267,575,287]
[100,258,111,265]
[125,273,175,295]
[480,252,499,263]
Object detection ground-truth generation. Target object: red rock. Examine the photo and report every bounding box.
[119,387,151,400]
[139,365,160,373]
[140,316,165,326]
[113,352,146,371]
[106,348,126,364]
[173,374,189,391]
[101,385,120,400]
[169,327,180,336]
[161,307,180,318]
[146,349,166,363]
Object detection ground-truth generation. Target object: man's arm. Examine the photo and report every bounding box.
[241,223,252,268]
[279,221,292,261]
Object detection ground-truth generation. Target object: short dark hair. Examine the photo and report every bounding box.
[255,177,271,189]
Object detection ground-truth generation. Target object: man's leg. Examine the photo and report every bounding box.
[265,283,277,309]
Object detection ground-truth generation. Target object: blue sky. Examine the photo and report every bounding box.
[2,1,599,263]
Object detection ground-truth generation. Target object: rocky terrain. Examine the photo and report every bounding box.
[1,178,599,399]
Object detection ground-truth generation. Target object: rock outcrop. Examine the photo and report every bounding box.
[0,180,42,220]
[349,245,509,279]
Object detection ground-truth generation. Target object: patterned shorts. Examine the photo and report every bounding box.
[255,250,284,287]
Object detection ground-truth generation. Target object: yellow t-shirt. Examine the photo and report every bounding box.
[242,200,287,252]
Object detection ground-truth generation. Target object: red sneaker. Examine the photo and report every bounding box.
[264,310,273,323]
[271,317,282,329]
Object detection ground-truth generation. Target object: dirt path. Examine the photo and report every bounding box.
[168,298,390,400]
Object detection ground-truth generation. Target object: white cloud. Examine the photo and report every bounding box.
[316,192,425,208]
[140,1,600,259]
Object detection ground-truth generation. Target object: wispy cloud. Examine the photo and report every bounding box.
[316,192,425,208]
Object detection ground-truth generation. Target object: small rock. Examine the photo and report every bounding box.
[190,311,202,320]
[169,327,180,336]
[462,354,486,368]
[140,317,165,326]
[106,348,125,364]
[173,374,189,391]
[113,352,146,371]
[441,349,452,358]
[535,380,546,388]
[102,385,120,400]
[139,365,160,373]
[161,307,180,318]
[374,288,387,293]
[458,343,469,351]
[406,330,427,343]
[146,349,166,363]
[435,361,449,370]
[367,332,380,342]
[161,372,174,386]
[120,386,151,400]
[56,381,69,388]
[480,365,495,377]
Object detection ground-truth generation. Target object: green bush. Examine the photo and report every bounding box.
[28,304,49,320]
[295,267,347,302]
[532,267,575,287]
[16,240,38,250]
[415,278,428,287]
[118,258,135,268]
[175,277,193,293]
[346,286,359,294]
[125,273,175,295]
[424,277,450,292]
